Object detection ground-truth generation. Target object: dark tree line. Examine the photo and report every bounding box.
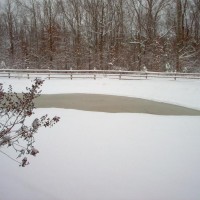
[0,0,200,72]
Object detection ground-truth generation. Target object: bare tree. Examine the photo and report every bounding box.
[0,0,199,71]
[4,0,15,64]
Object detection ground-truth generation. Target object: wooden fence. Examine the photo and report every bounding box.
[0,68,200,80]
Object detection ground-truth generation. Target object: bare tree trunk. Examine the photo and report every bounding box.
[6,0,14,64]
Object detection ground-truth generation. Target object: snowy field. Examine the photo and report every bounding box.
[1,77,200,200]
[2,77,200,110]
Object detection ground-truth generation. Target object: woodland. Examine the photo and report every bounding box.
[0,0,200,72]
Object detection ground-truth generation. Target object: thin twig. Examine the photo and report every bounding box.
[0,149,21,164]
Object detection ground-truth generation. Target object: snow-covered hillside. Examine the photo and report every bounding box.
[1,78,200,200]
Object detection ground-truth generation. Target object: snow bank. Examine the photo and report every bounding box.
[1,109,200,200]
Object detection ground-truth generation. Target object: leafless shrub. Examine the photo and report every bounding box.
[0,79,60,167]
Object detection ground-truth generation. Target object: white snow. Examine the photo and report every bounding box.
[1,77,200,110]
[1,77,200,200]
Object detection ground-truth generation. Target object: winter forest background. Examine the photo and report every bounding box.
[0,0,200,72]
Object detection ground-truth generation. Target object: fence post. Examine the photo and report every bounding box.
[8,73,10,78]
[94,67,96,80]
[27,67,29,79]
[48,67,50,80]
[174,70,176,81]
[119,68,122,80]
[70,67,73,80]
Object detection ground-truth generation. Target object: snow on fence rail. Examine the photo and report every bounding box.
[0,69,200,80]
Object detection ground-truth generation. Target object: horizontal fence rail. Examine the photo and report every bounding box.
[0,69,200,80]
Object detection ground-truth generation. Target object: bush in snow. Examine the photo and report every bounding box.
[0,61,6,68]
[0,79,60,167]
[142,65,147,72]
[165,63,173,72]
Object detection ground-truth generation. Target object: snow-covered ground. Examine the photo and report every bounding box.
[2,77,200,110]
[1,78,200,200]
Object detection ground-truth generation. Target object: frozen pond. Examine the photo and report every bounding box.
[35,93,200,115]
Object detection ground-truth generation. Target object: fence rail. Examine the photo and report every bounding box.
[0,69,200,80]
